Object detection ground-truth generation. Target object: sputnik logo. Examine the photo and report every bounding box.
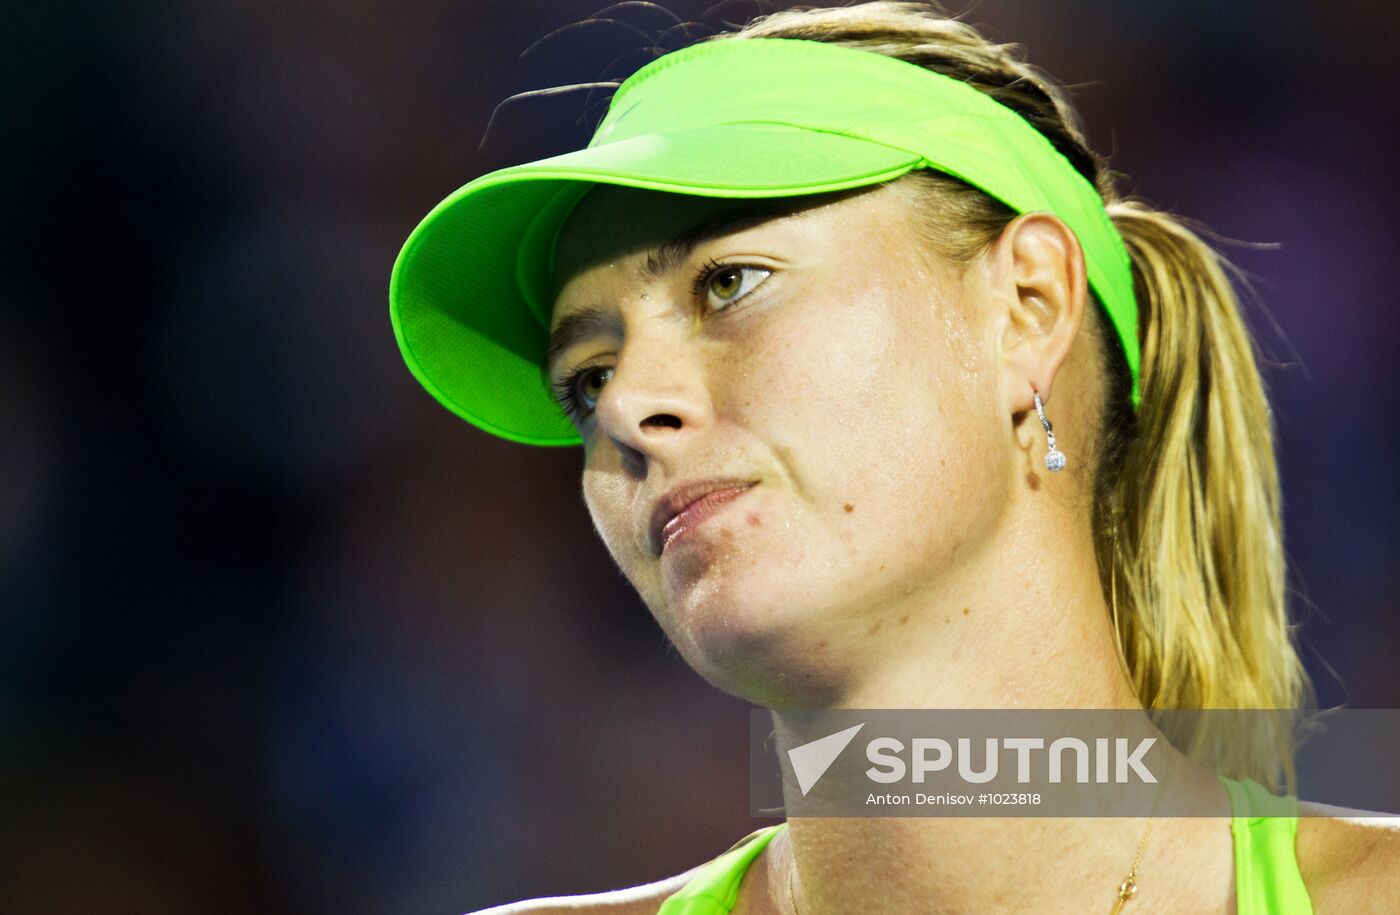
[787,723,865,796]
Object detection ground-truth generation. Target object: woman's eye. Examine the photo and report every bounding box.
[704,265,771,310]
[557,365,613,419]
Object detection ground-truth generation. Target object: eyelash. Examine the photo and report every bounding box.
[690,257,728,299]
[552,363,606,424]
[553,259,770,422]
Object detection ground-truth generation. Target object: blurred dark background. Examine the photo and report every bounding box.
[3,1,1398,912]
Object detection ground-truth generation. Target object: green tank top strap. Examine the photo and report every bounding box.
[659,777,1312,913]
[655,823,787,914]
[1217,774,1314,914]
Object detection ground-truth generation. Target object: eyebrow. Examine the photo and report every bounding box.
[543,204,788,382]
[542,305,618,384]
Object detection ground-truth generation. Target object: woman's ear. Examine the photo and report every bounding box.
[980,212,1088,414]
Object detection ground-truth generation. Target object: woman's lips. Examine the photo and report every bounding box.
[659,485,755,553]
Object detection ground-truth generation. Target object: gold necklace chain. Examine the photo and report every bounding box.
[1109,747,1173,914]
[784,750,1174,915]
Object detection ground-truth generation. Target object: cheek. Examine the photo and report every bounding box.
[726,277,1003,564]
[580,468,640,576]
[732,275,983,458]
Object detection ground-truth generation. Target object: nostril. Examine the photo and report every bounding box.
[642,414,683,430]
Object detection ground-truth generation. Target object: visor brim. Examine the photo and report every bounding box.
[390,123,924,446]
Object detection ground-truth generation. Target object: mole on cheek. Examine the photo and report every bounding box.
[843,502,855,513]
[748,513,762,527]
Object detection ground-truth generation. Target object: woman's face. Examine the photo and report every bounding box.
[549,181,1014,702]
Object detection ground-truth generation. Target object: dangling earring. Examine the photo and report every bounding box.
[1032,388,1066,471]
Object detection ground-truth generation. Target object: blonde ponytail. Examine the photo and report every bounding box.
[721,2,1314,789]
[1103,203,1313,789]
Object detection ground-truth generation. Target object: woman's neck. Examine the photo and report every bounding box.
[757,498,1238,913]
[804,496,1141,711]
[765,772,1235,915]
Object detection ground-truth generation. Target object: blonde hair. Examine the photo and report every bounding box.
[716,2,1314,790]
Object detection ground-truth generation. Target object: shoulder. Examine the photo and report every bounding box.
[1295,800,1400,912]
[465,865,702,915]
[465,824,785,915]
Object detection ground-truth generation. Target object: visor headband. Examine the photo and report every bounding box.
[590,38,1140,406]
[387,37,1141,447]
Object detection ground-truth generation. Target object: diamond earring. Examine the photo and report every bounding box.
[1032,389,1066,472]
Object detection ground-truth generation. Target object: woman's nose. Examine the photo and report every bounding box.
[592,331,711,463]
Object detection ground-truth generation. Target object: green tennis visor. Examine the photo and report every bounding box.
[389,37,1140,446]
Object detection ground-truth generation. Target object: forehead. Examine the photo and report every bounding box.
[552,187,787,296]
[549,183,910,308]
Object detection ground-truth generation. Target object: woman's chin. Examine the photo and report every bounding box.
[663,586,850,707]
